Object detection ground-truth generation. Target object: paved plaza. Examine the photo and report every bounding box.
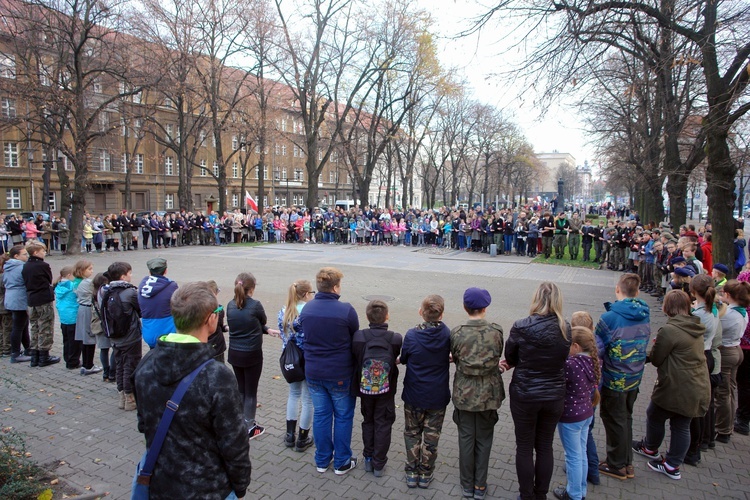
[1,243,749,499]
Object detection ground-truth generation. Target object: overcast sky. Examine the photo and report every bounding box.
[416,0,597,171]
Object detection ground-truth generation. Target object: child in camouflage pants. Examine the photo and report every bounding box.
[398,295,451,489]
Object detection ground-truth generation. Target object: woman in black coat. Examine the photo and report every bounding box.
[502,282,571,500]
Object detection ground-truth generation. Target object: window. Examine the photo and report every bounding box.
[200,159,207,176]
[232,162,238,178]
[293,195,298,205]
[165,156,174,176]
[165,193,174,210]
[134,154,143,174]
[134,118,142,132]
[6,188,21,208]
[98,112,109,130]
[133,92,141,104]
[166,124,173,140]
[255,144,260,154]
[57,151,71,171]
[281,168,287,181]
[122,153,129,172]
[100,149,111,171]
[263,165,268,180]
[0,54,16,79]
[263,196,268,206]
[300,194,304,206]
[4,142,18,167]
[293,145,299,158]
[2,98,16,118]
[294,169,304,181]
[281,196,286,206]
[200,131,206,147]
[232,135,238,151]
[39,64,51,86]
[281,145,287,156]
[47,191,56,211]
[213,161,219,177]
[93,80,102,94]
[281,119,287,132]
[232,193,239,207]
[274,195,280,205]
[164,97,174,108]
[318,150,322,160]
[274,143,280,156]
[121,117,127,136]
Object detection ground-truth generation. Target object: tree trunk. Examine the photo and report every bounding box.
[666,171,688,227]
[705,126,736,275]
[67,149,89,255]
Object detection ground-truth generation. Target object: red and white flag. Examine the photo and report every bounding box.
[245,191,258,212]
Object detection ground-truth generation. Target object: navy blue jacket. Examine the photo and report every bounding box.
[400,321,451,409]
[138,274,178,348]
[300,292,359,381]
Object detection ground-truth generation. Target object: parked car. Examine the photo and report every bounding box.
[20,211,50,222]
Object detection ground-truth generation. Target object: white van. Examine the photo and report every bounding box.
[335,200,359,211]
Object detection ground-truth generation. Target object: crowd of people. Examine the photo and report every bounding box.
[3,239,750,499]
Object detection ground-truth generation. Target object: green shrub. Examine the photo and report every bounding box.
[0,429,44,500]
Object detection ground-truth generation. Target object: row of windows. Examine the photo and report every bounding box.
[162,193,305,210]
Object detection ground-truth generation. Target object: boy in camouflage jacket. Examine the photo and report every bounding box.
[451,287,505,500]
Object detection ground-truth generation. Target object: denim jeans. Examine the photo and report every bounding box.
[558,416,592,500]
[586,413,599,480]
[307,377,356,469]
[643,401,691,467]
[287,379,313,430]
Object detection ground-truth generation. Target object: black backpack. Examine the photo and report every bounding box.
[101,284,134,339]
[359,330,395,395]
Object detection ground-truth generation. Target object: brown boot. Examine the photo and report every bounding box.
[118,390,125,410]
[124,393,137,411]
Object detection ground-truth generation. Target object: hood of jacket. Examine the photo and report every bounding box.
[4,258,24,275]
[568,353,596,384]
[667,314,705,339]
[150,335,213,386]
[414,321,451,352]
[139,274,176,299]
[606,297,651,323]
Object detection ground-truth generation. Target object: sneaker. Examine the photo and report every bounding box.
[587,474,600,485]
[598,461,627,480]
[10,354,31,363]
[632,439,659,459]
[81,366,103,376]
[316,461,331,473]
[462,487,474,498]
[364,457,373,473]
[734,419,750,436]
[405,472,418,488]
[648,457,681,480]
[715,433,731,444]
[334,457,357,475]
[248,425,265,440]
[553,486,571,500]
[417,473,432,489]
[473,487,487,500]
[373,468,383,478]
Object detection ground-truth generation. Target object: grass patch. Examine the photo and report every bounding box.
[531,241,601,269]
[0,429,46,499]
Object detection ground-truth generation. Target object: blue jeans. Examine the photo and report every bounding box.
[504,235,513,253]
[558,416,592,500]
[287,379,313,430]
[587,413,599,480]
[307,377,356,469]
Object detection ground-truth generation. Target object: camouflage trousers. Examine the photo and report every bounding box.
[28,303,55,351]
[0,312,11,355]
[403,403,447,474]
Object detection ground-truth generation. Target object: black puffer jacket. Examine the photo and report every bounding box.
[505,314,571,402]
[133,338,251,499]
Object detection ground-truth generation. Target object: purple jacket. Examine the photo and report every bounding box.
[559,353,596,423]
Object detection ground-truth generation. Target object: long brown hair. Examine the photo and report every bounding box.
[571,326,601,406]
[233,272,256,309]
[723,280,750,308]
[282,280,312,333]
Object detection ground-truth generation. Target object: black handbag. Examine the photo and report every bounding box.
[279,337,305,383]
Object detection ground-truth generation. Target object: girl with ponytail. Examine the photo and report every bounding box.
[277,280,315,452]
[226,272,279,440]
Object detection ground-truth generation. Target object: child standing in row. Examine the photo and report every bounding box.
[451,288,504,500]
[75,260,101,375]
[399,295,451,489]
[22,242,59,367]
[352,300,403,477]
[554,326,600,500]
[93,273,115,382]
[54,266,80,369]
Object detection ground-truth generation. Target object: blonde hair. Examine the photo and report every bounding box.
[282,280,312,332]
[54,266,74,286]
[571,326,601,406]
[571,311,594,330]
[529,282,568,339]
[73,259,93,279]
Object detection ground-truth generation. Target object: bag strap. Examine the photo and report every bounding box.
[136,358,213,485]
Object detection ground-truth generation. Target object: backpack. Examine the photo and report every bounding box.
[359,330,395,396]
[101,284,134,339]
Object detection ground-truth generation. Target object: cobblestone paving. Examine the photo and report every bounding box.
[1,243,749,499]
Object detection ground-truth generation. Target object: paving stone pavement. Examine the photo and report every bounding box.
[1,243,750,499]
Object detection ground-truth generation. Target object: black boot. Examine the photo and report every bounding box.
[38,350,61,367]
[30,349,39,367]
[295,427,313,452]
[285,420,297,448]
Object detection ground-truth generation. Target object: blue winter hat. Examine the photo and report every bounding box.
[671,256,686,265]
[463,287,491,309]
[713,263,729,276]
[674,267,695,277]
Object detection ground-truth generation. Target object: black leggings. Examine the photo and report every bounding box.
[10,310,30,356]
[232,361,263,429]
[82,344,96,369]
